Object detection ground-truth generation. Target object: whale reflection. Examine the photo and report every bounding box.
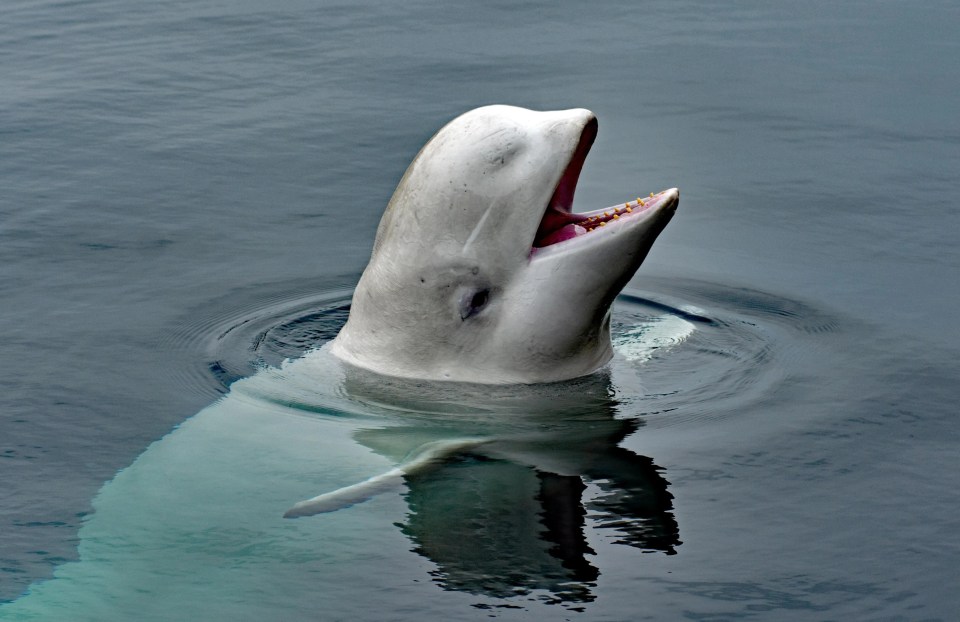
[338,368,681,603]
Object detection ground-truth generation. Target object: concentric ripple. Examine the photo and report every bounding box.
[610,277,847,430]
[159,276,357,400]
[162,276,844,430]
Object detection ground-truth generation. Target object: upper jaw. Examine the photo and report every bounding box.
[547,115,598,214]
[532,114,596,248]
[530,111,679,257]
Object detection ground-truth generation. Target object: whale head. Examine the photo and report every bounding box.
[331,105,678,383]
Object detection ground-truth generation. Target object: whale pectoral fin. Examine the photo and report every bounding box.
[283,467,406,518]
[283,437,493,518]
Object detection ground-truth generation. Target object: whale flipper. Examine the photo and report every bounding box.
[283,437,492,518]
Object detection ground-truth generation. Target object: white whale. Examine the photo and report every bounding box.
[1,106,684,619]
[332,105,678,383]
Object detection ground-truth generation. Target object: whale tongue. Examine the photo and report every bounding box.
[534,210,587,246]
[537,222,587,246]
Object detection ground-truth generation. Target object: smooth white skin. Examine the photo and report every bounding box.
[332,105,677,383]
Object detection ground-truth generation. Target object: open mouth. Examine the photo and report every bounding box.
[532,118,678,251]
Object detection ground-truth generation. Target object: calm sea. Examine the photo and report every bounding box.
[2,0,958,619]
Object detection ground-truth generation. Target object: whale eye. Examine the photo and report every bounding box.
[459,288,490,320]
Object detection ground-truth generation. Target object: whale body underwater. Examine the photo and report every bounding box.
[2,106,681,618]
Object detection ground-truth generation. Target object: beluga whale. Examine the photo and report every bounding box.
[1,106,686,618]
[332,105,679,384]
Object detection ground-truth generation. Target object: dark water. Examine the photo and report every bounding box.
[2,0,958,619]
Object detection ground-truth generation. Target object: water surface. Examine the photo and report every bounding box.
[2,0,958,619]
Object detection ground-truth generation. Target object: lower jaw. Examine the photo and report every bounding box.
[533,190,673,249]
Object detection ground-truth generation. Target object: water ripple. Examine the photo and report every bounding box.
[157,276,844,437]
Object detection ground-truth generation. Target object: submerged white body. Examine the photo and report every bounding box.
[331,105,678,383]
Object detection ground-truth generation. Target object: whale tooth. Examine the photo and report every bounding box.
[649,192,655,198]
[599,221,606,227]
[626,207,632,213]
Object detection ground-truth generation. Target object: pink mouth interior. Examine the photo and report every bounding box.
[532,120,670,250]
[534,195,668,248]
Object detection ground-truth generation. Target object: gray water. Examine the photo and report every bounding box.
[1,0,958,620]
